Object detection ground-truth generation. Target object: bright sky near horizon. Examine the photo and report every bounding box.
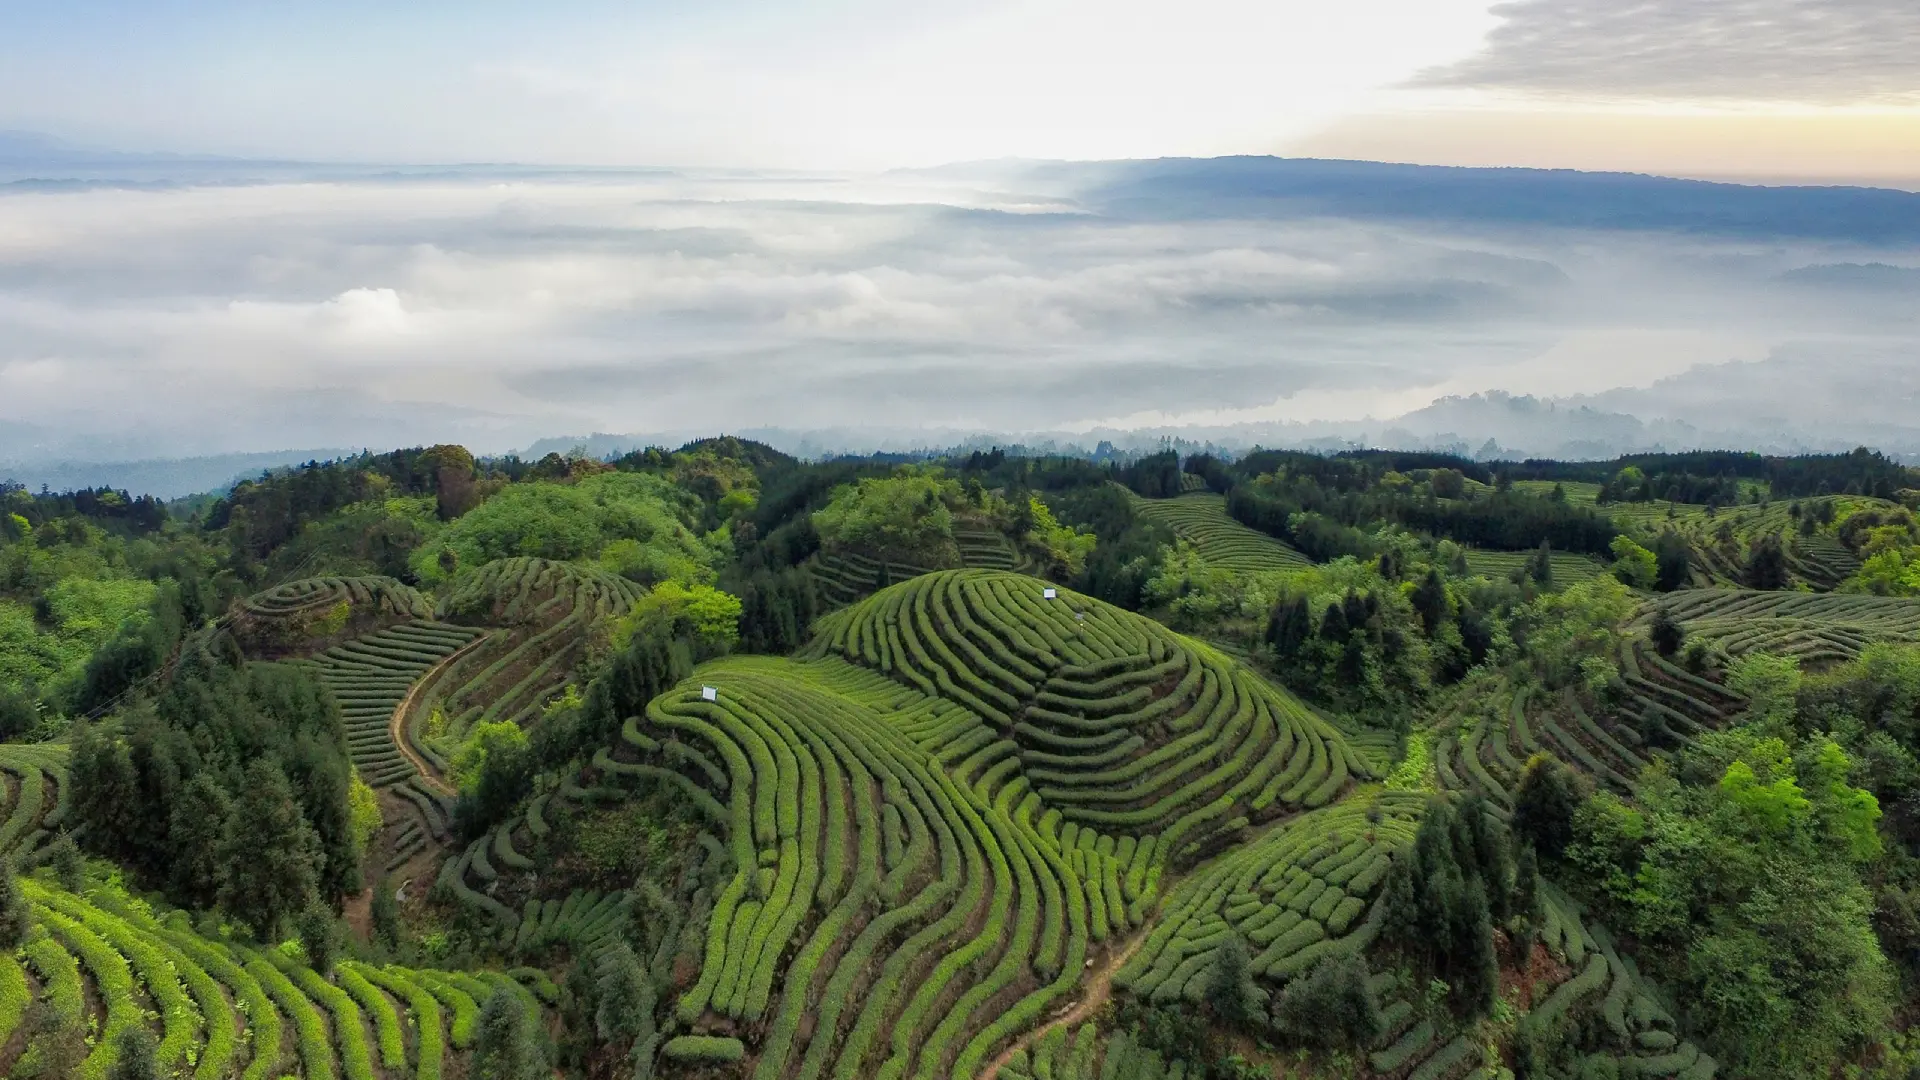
[3,0,1918,183]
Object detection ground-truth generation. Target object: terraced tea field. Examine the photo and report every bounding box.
[1126,492,1312,573]
[1642,588,1920,665]
[1511,480,1602,504]
[807,523,1037,608]
[233,575,434,653]
[434,569,1370,1078]
[412,556,642,751]
[1,878,551,1080]
[1605,498,1868,590]
[0,742,70,864]
[1460,547,1607,586]
[1434,639,1741,813]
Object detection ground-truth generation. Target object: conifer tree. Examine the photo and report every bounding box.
[1203,933,1266,1031]
[168,773,232,909]
[298,902,339,973]
[48,831,84,892]
[1272,952,1384,1049]
[217,759,322,939]
[0,855,29,948]
[471,985,544,1080]
[370,877,400,952]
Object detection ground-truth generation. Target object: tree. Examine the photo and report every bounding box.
[1652,530,1693,591]
[1265,596,1312,655]
[1271,952,1383,1049]
[1609,535,1658,589]
[1529,539,1555,587]
[1745,533,1791,590]
[1512,754,1585,861]
[1203,933,1267,1031]
[453,720,536,838]
[167,773,232,910]
[216,759,322,940]
[1411,568,1449,637]
[1649,610,1685,658]
[298,902,339,973]
[0,856,28,948]
[107,1024,160,1080]
[48,831,84,893]
[371,876,400,952]
[471,985,545,1080]
[594,942,656,1044]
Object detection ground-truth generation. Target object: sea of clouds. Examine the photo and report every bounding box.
[1,163,1916,473]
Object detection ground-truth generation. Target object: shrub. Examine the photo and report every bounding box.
[662,1034,746,1063]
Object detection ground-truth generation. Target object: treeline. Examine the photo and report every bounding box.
[1226,471,1619,556]
[1,481,168,533]
[1509,447,1917,501]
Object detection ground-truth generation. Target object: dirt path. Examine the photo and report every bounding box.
[976,927,1153,1080]
[388,636,488,796]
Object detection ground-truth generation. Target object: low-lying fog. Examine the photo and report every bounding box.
[1,159,1916,472]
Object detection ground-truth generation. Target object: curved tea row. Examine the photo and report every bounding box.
[806,570,1368,858]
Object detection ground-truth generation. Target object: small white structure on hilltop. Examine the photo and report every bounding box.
[1042,588,1057,599]
[701,686,718,701]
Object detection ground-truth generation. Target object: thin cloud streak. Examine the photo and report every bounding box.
[1421,0,1920,105]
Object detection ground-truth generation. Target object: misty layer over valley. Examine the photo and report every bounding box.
[3,151,1918,493]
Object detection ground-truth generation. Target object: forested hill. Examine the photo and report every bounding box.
[2,438,1920,1079]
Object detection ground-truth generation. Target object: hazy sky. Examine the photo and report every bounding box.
[2,0,1917,183]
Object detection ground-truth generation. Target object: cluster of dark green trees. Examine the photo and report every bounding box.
[69,633,361,938]
[1524,447,1914,502]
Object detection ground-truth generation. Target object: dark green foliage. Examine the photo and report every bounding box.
[216,758,322,939]
[1381,796,1508,1018]
[594,942,656,1045]
[12,999,87,1079]
[70,631,357,912]
[298,902,339,972]
[1512,841,1541,936]
[455,726,536,840]
[0,856,27,948]
[1651,530,1693,591]
[49,830,84,892]
[0,682,36,739]
[1412,568,1449,636]
[1270,952,1384,1050]
[471,985,545,1080]
[1528,539,1555,586]
[1264,595,1312,656]
[1203,933,1267,1031]
[167,773,232,910]
[1118,451,1184,498]
[560,624,694,768]
[1227,468,1621,557]
[107,1024,160,1080]
[735,566,818,654]
[1512,754,1585,861]
[371,876,400,952]
[1649,610,1685,657]
[1745,533,1791,590]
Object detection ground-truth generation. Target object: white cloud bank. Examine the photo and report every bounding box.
[0,167,1915,463]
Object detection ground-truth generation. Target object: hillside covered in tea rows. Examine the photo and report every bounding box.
[2,439,1919,1079]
